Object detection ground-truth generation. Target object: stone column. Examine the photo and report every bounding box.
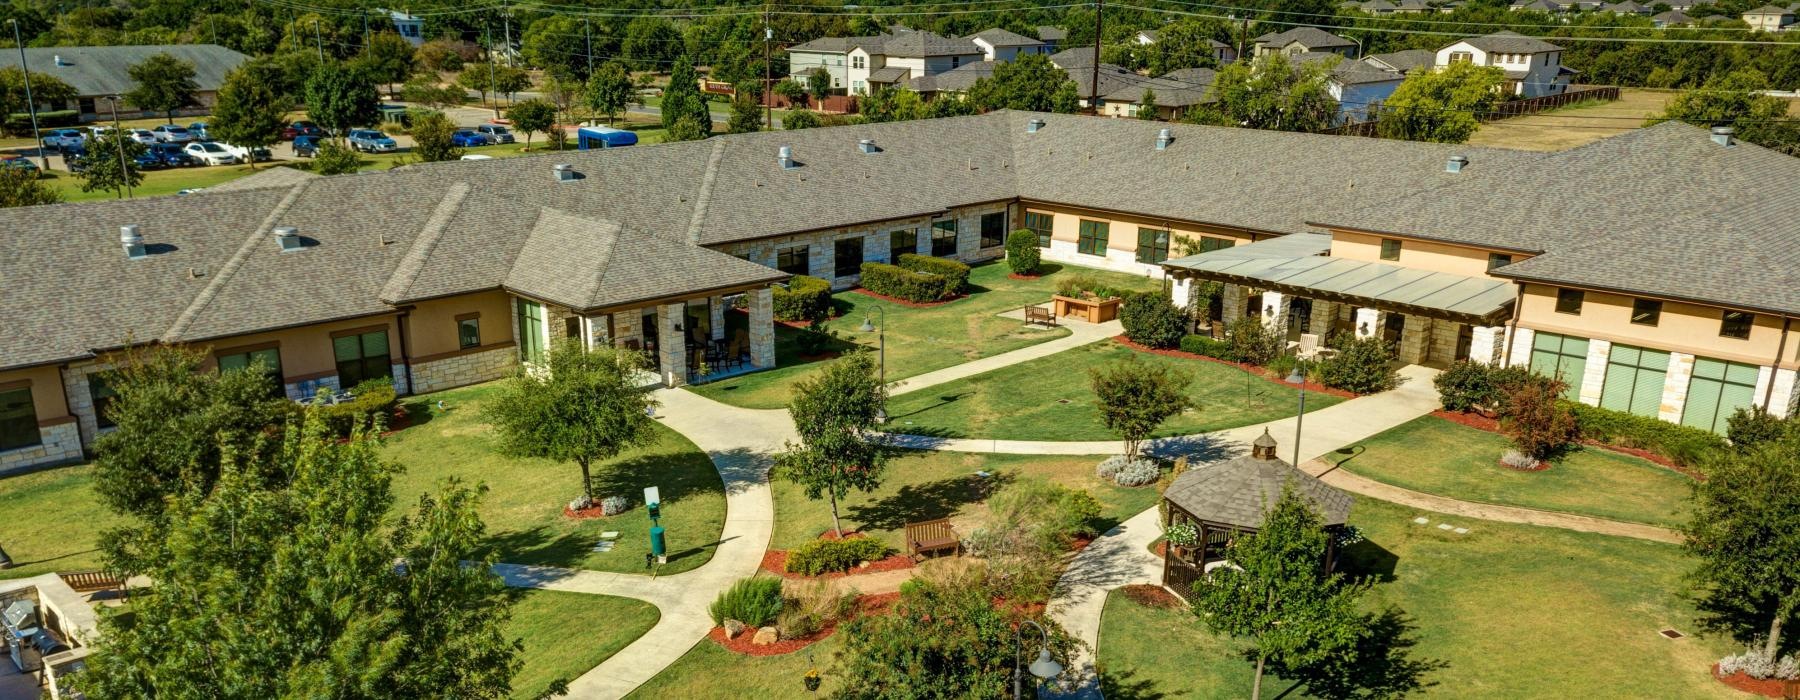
[657,303,687,387]
[614,311,642,349]
[1354,307,1380,339]
[1469,326,1506,365]
[1260,291,1286,331]
[1507,327,1535,367]
[1658,352,1696,422]
[1221,284,1245,322]
[708,297,725,341]
[749,287,776,369]
[1577,339,1612,407]
[1306,300,1335,338]
[1398,315,1433,365]
[1168,276,1193,311]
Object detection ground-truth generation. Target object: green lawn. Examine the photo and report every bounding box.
[882,340,1345,442]
[1340,416,1694,528]
[625,630,844,699]
[688,262,1160,410]
[771,449,1161,551]
[0,464,128,580]
[385,382,727,575]
[508,590,660,700]
[1096,497,1734,699]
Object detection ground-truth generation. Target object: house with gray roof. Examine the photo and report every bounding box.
[1035,26,1066,50]
[1251,27,1358,59]
[1365,48,1436,73]
[1435,31,1573,97]
[0,44,249,123]
[967,28,1048,62]
[789,29,1013,95]
[1652,9,1694,25]
[1742,4,1797,30]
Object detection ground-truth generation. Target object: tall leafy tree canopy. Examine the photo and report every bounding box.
[1685,433,1800,660]
[353,31,418,94]
[775,351,887,537]
[124,52,199,123]
[505,98,557,149]
[1652,68,1800,156]
[1376,62,1506,144]
[1188,53,1338,133]
[585,61,635,125]
[0,67,77,134]
[622,16,682,71]
[74,129,146,195]
[480,340,659,503]
[305,62,380,137]
[968,53,1080,113]
[661,56,713,138]
[210,59,290,170]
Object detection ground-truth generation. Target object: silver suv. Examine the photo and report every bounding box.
[475,124,515,144]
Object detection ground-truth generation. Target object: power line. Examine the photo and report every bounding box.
[1113,3,1800,45]
[1149,0,1765,33]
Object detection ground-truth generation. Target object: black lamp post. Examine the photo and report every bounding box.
[858,305,886,386]
[8,20,47,170]
[1013,619,1063,699]
[1285,367,1307,467]
[0,541,12,569]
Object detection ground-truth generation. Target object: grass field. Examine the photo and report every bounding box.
[687,262,1161,410]
[625,631,845,699]
[508,590,660,699]
[881,340,1344,442]
[771,449,1163,551]
[1340,416,1694,528]
[1096,497,1733,699]
[0,464,127,580]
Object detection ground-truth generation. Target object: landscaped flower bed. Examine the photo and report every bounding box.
[708,592,900,656]
[1114,335,1356,398]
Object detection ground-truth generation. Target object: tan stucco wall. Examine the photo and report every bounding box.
[1023,203,1253,254]
[1517,284,1797,369]
[196,314,402,383]
[0,365,72,422]
[1330,231,1525,278]
[407,290,516,358]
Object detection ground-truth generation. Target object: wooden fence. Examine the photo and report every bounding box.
[761,92,860,114]
[1318,84,1621,137]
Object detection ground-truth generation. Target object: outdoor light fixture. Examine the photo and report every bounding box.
[863,306,887,386]
[1286,367,1306,467]
[859,318,875,333]
[1014,619,1062,698]
[875,408,887,425]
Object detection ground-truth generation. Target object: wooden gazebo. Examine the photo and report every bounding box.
[1160,429,1354,598]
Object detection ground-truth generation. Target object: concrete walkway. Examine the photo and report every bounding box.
[886,317,1121,397]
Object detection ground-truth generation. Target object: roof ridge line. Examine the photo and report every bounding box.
[684,139,727,246]
[379,182,472,303]
[161,181,309,343]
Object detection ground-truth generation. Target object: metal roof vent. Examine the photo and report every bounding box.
[53,55,65,67]
[120,224,146,259]
[1710,125,1734,147]
[1155,128,1173,151]
[274,226,303,252]
[552,163,576,181]
[1445,155,1469,173]
[858,138,878,154]
[1026,118,1045,133]
[778,145,797,169]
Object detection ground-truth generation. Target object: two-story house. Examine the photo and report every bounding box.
[1435,31,1573,98]
[788,31,992,95]
[785,34,891,92]
[968,28,1049,62]
[1742,5,1797,30]
[1251,27,1358,59]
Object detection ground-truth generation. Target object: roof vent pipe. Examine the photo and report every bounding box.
[53,55,64,67]
[778,145,796,169]
[1026,118,1045,133]
[274,226,303,252]
[120,224,146,260]
[1710,125,1735,147]
[1155,128,1172,150]
[1445,155,1468,173]
[858,138,877,154]
[552,163,576,182]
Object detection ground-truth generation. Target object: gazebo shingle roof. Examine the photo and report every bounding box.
[1163,430,1353,529]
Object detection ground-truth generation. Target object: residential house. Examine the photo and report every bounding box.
[0,44,249,123]
[1742,5,1797,30]
[1100,67,1216,119]
[788,31,987,95]
[381,9,425,46]
[1035,26,1066,51]
[1601,0,1653,13]
[1436,31,1573,97]
[1393,0,1435,13]
[1652,10,1694,26]
[1251,27,1359,59]
[1511,0,1567,11]
[786,34,890,93]
[1356,0,1400,13]
[1365,48,1436,74]
[968,28,1049,62]
[1294,53,1408,123]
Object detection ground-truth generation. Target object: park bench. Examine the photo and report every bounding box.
[904,519,962,561]
[1023,304,1057,328]
[58,570,125,594]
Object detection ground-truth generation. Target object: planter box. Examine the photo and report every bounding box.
[1052,295,1122,323]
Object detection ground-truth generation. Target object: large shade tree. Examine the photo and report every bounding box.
[209,59,289,171]
[1376,62,1505,144]
[124,52,199,123]
[968,53,1080,113]
[481,340,659,504]
[1685,433,1800,661]
[775,351,887,537]
[305,62,379,138]
[1188,53,1338,133]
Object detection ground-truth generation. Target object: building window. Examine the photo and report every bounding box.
[1077,220,1109,256]
[835,237,864,278]
[88,375,118,429]
[931,219,958,257]
[852,55,865,69]
[1528,331,1589,400]
[891,229,917,258]
[776,246,809,275]
[1682,357,1760,433]
[0,386,38,451]
[1630,299,1662,326]
[1379,238,1401,261]
[1135,227,1170,264]
[1450,51,1472,63]
[1487,253,1512,271]
[852,80,864,93]
[516,299,545,363]
[333,329,392,389]
[1720,311,1753,339]
[1024,212,1053,248]
[979,212,1006,248]
[457,314,481,349]
[1554,288,1584,315]
[1599,344,1669,418]
[1198,236,1235,253]
[951,56,961,68]
[217,345,284,397]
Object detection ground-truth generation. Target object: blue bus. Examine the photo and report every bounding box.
[577,126,639,150]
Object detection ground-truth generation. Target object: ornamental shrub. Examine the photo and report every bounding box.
[1718,643,1800,681]
[1318,333,1399,394]
[1113,458,1161,487]
[1226,317,1283,366]
[1725,406,1793,450]
[1119,292,1188,349]
[895,253,970,294]
[1566,401,1726,467]
[1179,334,1231,359]
[772,275,832,322]
[1500,378,1578,461]
[859,261,954,302]
[785,537,892,576]
[708,576,784,627]
[1005,229,1041,275]
[311,376,397,437]
[1056,273,1122,300]
[1435,361,1537,413]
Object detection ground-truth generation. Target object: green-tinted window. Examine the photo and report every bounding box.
[1198,237,1235,254]
[930,219,958,257]
[1379,238,1401,261]
[1682,357,1759,433]
[1135,227,1170,264]
[1487,252,1512,271]
[979,212,1006,248]
[834,237,863,278]
[458,317,481,349]
[1720,311,1753,339]
[0,386,38,451]
[517,299,545,364]
[1528,331,1589,400]
[1077,220,1109,256]
[890,229,917,258]
[333,330,392,389]
[217,347,284,397]
[1554,288,1584,315]
[88,375,118,429]
[1024,212,1053,247]
[1599,344,1669,419]
[776,246,809,275]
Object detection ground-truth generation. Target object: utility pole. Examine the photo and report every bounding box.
[1089,0,1103,115]
[502,6,513,68]
[108,96,130,199]
[584,19,593,77]
[363,10,370,50]
[313,19,324,64]
[763,3,773,130]
[485,26,499,118]
[9,19,47,169]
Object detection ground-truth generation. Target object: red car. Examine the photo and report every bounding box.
[281,121,325,140]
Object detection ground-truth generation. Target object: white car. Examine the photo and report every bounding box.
[88,126,115,139]
[220,142,271,163]
[458,154,493,161]
[183,141,238,166]
[41,129,85,151]
[128,129,158,146]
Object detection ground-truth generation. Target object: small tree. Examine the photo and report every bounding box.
[773,78,807,106]
[353,31,417,97]
[506,99,557,150]
[75,129,146,196]
[1138,88,1159,120]
[662,56,712,138]
[410,110,463,162]
[775,351,887,537]
[1005,229,1040,275]
[584,61,634,125]
[1317,334,1399,394]
[783,109,821,130]
[0,166,59,208]
[210,61,288,171]
[667,113,708,141]
[1191,488,1369,700]
[1376,61,1506,144]
[1089,358,1194,459]
[1684,434,1800,662]
[1119,292,1188,349]
[481,340,659,504]
[306,62,380,138]
[728,91,762,133]
[806,67,832,104]
[313,139,362,175]
[1498,376,1577,463]
[124,52,199,124]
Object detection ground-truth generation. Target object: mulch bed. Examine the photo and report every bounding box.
[1119,584,1184,610]
[1495,457,1551,472]
[848,287,966,308]
[1711,665,1794,698]
[1007,272,1043,280]
[562,504,621,520]
[1111,336,1358,399]
[759,530,917,580]
[709,592,902,656]
[1431,410,1701,478]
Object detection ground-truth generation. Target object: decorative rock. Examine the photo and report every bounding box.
[1436,523,1454,531]
[723,619,746,639]
[1412,517,1429,525]
[751,626,780,646]
[859,561,871,569]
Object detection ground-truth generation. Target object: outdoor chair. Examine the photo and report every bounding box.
[904,519,961,560]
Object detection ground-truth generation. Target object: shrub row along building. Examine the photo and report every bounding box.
[1,112,1795,473]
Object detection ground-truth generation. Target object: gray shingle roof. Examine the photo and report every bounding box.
[0,44,248,97]
[1744,4,1794,14]
[967,28,1043,48]
[1292,53,1406,86]
[867,66,911,83]
[1163,433,1354,529]
[503,209,782,312]
[1366,49,1436,73]
[1652,10,1693,22]
[901,61,997,93]
[1035,26,1067,42]
[1458,31,1563,53]
[203,166,319,192]
[882,31,982,58]
[1252,27,1356,50]
[787,35,891,54]
[1102,69,1216,107]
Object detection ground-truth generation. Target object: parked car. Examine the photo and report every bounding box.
[88,125,114,138]
[60,147,87,173]
[346,129,398,153]
[450,129,490,147]
[184,141,238,166]
[292,135,320,158]
[148,142,196,167]
[1,156,40,174]
[221,142,272,163]
[151,125,194,143]
[41,129,85,151]
[282,121,324,140]
[474,124,514,144]
[188,122,209,140]
[127,129,159,146]
[132,149,166,170]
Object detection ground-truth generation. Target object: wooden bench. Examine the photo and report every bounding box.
[904,519,962,560]
[59,570,125,593]
[1023,305,1057,328]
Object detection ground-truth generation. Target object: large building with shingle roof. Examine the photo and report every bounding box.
[0,44,249,123]
[1436,31,1574,97]
[1,112,1797,475]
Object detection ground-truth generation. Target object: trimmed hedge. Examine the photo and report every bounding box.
[1005,229,1041,275]
[860,261,955,303]
[896,253,970,294]
[785,537,892,575]
[773,275,831,321]
[1179,334,1232,359]
[8,110,79,135]
[1565,401,1726,468]
[1434,360,1537,412]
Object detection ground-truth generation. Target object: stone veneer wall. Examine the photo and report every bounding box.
[412,345,518,395]
[720,204,1009,290]
[0,421,83,475]
[61,361,114,448]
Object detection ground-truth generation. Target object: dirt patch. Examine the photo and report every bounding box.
[707,592,902,656]
[1112,336,1357,398]
[1119,584,1184,610]
[1711,664,1794,698]
[848,287,966,308]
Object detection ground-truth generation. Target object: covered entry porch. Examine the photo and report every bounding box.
[1162,233,1517,367]
[512,286,780,388]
